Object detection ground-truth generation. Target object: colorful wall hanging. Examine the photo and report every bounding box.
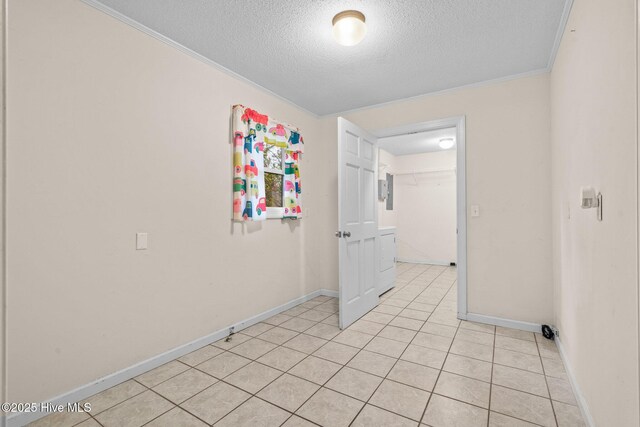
[232,105,304,221]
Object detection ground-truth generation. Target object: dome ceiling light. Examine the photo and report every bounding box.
[439,138,455,149]
[332,10,366,46]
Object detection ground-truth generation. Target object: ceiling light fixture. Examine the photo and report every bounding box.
[332,10,366,46]
[439,138,455,149]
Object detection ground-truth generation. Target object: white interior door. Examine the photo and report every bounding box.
[338,117,379,329]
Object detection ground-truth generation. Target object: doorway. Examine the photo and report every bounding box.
[337,116,467,329]
[373,117,467,320]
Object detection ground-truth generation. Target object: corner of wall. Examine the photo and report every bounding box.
[549,0,640,424]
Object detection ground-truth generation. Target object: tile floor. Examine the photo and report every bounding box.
[29,263,585,427]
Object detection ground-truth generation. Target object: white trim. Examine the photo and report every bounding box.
[5,288,337,427]
[456,117,467,320]
[328,69,549,118]
[79,0,320,119]
[377,228,397,296]
[547,0,574,70]
[264,144,286,175]
[465,313,541,333]
[320,289,339,298]
[374,117,464,139]
[396,257,452,267]
[82,0,570,119]
[263,168,284,175]
[266,207,284,219]
[265,145,286,219]
[555,338,596,427]
[332,0,573,118]
[372,116,468,321]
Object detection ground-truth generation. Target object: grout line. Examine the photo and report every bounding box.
[282,302,548,427]
[138,388,189,426]
[420,276,464,425]
[536,334,560,427]
[177,340,315,425]
[487,308,496,427]
[61,273,434,426]
[348,264,454,425]
[181,298,344,426]
[51,263,571,427]
[81,370,185,425]
[255,310,362,425]
[79,323,318,425]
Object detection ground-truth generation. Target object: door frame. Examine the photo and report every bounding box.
[372,116,468,320]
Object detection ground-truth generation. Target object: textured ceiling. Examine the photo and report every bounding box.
[88,0,569,115]
[379,127,457,156]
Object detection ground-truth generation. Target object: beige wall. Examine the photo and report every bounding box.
[7,0,329,403]
[302,115,339,294]
[343,74,553,324]
[550,0,639,425]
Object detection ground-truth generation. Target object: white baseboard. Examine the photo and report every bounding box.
[465,312,542,333]
[396,257,453,266]
[5,289,336,427]
[460,314,595,426]
[320,289,338,298]
[555,338,595,427]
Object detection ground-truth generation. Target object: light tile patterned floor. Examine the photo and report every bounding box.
[30,263,586,427]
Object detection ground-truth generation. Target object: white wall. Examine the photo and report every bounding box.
[6,0,328,403]
[380,149,456,264]
[343,74,553,325]
[395,150,456,264]
[550,0,639,425]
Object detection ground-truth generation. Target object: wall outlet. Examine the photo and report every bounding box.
[136,232,148,250]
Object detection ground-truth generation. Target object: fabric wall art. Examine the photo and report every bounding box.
[232,105,304,221]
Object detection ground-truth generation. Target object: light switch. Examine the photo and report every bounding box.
[471,205,480,217]
[136,232,148,250]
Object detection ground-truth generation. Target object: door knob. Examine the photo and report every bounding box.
[335,231,342,238]
[343,231,351,237]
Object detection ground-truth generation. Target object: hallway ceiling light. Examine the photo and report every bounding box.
[439,138,455,149]
[332,10,366,46]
